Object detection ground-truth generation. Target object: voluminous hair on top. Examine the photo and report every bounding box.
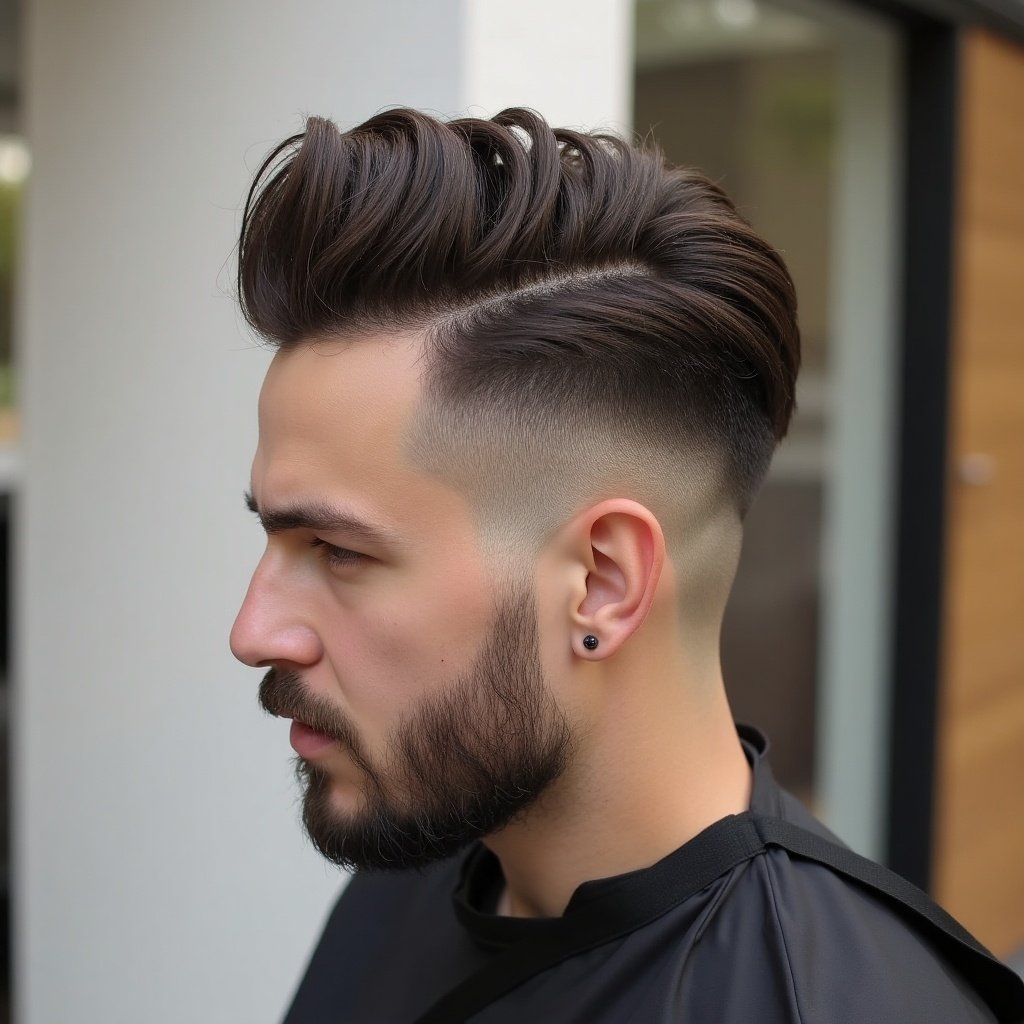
[237,107,800,552]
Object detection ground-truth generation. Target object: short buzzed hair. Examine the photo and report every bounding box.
[237,108,800,600]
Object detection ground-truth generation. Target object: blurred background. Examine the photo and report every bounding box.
[0,0,1019,1020]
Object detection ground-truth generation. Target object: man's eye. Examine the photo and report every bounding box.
[309,538,364,569]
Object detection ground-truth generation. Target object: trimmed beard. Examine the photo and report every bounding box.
[258,587,573,871]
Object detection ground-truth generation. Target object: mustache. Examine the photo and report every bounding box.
[258,668,356,747]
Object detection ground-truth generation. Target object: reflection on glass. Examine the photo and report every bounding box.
[635,0,836,804]
[0,135,26,436]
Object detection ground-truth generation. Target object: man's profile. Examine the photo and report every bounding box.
[230,108,1024,1022]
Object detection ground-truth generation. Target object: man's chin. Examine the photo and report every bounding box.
[294,752,371,810]
[320,775,372,821]
[300,809,476,873]
[298,776,490,872]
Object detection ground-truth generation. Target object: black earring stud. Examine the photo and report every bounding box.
[583,634,599,651]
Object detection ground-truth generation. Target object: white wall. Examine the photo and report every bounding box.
[14,2,632,1022]
[465,0,633,130]
[15,2,464,1022]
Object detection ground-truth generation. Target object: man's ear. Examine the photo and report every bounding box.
[568,499,665,659]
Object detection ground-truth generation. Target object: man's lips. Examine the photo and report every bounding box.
[289,719,336,759]
[258,677,340,758]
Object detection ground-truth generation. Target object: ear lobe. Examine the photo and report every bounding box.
[572,501,665,658]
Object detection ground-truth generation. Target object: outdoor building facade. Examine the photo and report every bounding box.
[6,0,1023,1019]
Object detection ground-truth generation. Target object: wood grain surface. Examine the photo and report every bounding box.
[933,27,1024,958]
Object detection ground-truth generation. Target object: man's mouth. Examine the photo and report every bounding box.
[289,719,336,759]
[258,670,341,758]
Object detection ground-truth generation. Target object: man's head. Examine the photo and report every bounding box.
[230,108,800,871]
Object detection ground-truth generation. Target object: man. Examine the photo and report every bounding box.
[230,108,1024,1023]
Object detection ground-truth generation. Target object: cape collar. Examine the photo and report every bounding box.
[452,724,779,948]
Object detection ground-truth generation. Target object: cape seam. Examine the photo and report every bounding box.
[691,857,751,947]
[762,852,807,1024]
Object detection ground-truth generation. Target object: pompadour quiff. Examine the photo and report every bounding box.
[237,107,800,560]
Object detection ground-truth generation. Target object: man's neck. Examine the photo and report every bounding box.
[483,674,751,919]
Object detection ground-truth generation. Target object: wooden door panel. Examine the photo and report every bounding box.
[934,28,1024,957]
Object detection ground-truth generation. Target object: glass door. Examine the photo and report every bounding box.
[634,0,903,857]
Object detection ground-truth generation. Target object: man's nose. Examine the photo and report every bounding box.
[229,556,322,668]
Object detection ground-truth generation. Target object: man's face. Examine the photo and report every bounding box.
[230,336,573,870]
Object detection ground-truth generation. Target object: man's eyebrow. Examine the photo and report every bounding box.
[244,490,396,545]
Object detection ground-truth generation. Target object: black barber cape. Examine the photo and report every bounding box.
[283,727,1024,1023]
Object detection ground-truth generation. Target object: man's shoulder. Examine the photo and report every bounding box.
[686,800,1020,1023]
[725,848,993,1019]
[285,795,1024,1024]
[725,733,1023,1021]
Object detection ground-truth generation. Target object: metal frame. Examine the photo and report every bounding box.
[885,16,960,891]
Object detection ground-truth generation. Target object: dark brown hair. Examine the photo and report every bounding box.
[237,107,800,537]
